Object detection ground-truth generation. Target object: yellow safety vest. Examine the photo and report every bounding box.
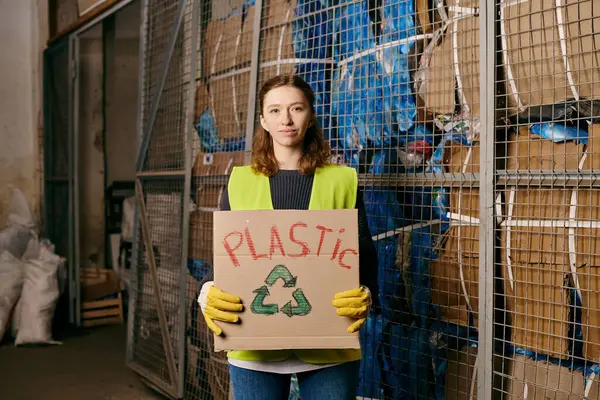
[225,164,362,364]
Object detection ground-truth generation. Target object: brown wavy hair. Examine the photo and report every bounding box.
[251,74,331,177]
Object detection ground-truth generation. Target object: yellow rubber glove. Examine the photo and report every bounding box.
[332,286,371,333]
[201,284,244,336]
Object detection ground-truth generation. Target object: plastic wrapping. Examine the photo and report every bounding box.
[357,314,384,398]
[332,1,385,156]
[14,240,65,346]
[195,109,246,153]
[380,0,418,134]
[332,0,419,156]
[529,122,588,145]
[296,62,334,142]
[0,251,23,342]
[293,1,335,142]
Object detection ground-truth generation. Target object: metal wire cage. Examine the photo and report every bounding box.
[128,0,600,398]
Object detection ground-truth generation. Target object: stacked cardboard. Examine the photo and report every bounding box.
[505,356,585,399]
[502,125,600,359]
[444,348,503,399]
[188,152,245,263]
[424,0,600,118]
[424,0,491,117]
[502,0,600,110]
[430,225,479,328]
[199,0,297,141]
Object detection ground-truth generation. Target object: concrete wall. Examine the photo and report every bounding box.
[105,1,140,185]
[78,26,105,267]
[0,0,48,226]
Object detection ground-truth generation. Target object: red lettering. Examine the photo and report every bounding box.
[244,227,268,260]
[223,231,243,267]
[316,225,333,256]
[330,228,346,261]
[330,239,342,261]
[338,248,358,269]
[269,226,286,257]
[289,222,310,258]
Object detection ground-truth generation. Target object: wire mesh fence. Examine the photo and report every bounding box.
[131,0,600,398]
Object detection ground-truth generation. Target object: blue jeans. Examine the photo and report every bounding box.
[228,361,360,400]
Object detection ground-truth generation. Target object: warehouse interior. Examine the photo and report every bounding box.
[1,0,600,399]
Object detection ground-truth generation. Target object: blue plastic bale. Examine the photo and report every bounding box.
[332,58,388,156]
[333,0,377,62]
[195,109,246,153]
[332,1,390,155]
[291,1,335,142]
[296,63,334,142]
[357,314,385,398]
[381,321,411,399]
[380,0,418,135]
[293,0,332,60]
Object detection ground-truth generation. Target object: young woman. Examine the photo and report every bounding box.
[199,74,378,400]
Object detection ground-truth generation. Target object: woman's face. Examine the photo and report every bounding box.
[260,85,313,150]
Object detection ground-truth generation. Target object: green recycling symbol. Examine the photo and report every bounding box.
[250,265,312,317]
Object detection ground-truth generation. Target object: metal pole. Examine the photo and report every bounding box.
[71,34,82,327]
[478,0,496,398]
[243,0,264,164]
[127,0,148,366]
[177,0,199,395]
[67,37,76,325]
[136,0,189,171]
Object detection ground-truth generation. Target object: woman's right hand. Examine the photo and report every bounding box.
[198,281,243,336]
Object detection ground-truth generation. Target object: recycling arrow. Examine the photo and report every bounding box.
[265,265,297,288]
[280,288,312,317]
[250,286,278,315]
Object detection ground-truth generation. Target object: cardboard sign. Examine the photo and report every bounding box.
[213,209,360,351]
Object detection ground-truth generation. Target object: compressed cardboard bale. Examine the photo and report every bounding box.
[505,355,585,399]
[430,226,479,327]
[501,245,571,358]
[445,348,504,399]
[195,83,209,119]
[210,77,243,139]
[423,36,455,115]
[445,142,480,219]
[445,347,479,399]
[192,151,245,177]
[264,0,297,27]
[578,266,600,363]
[204,13,243,75]
[502,0,600,110]
[581,124,600,171]
[423,0,517,117]
[505,127,584,171]
[189,151,245,261]
[259,0,295,74]
[572,189,600,267]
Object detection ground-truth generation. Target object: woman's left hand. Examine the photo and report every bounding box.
[332,286,371,333]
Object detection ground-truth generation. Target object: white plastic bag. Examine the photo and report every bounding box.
[0,251,24,342]
[14,240,64,346]
[121,196,136,242]
[0,186,36,259]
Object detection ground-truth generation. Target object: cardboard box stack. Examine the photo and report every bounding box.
[423,0,600,118]
[421,0,600,393]
[430,225,479,328]
[198,0,297,142]
[188,151,245,265]
[436,124,600,396]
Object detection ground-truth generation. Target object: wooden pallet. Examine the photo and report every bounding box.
[81,292,124,328]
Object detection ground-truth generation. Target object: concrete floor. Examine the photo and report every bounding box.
[0,324,167,400]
